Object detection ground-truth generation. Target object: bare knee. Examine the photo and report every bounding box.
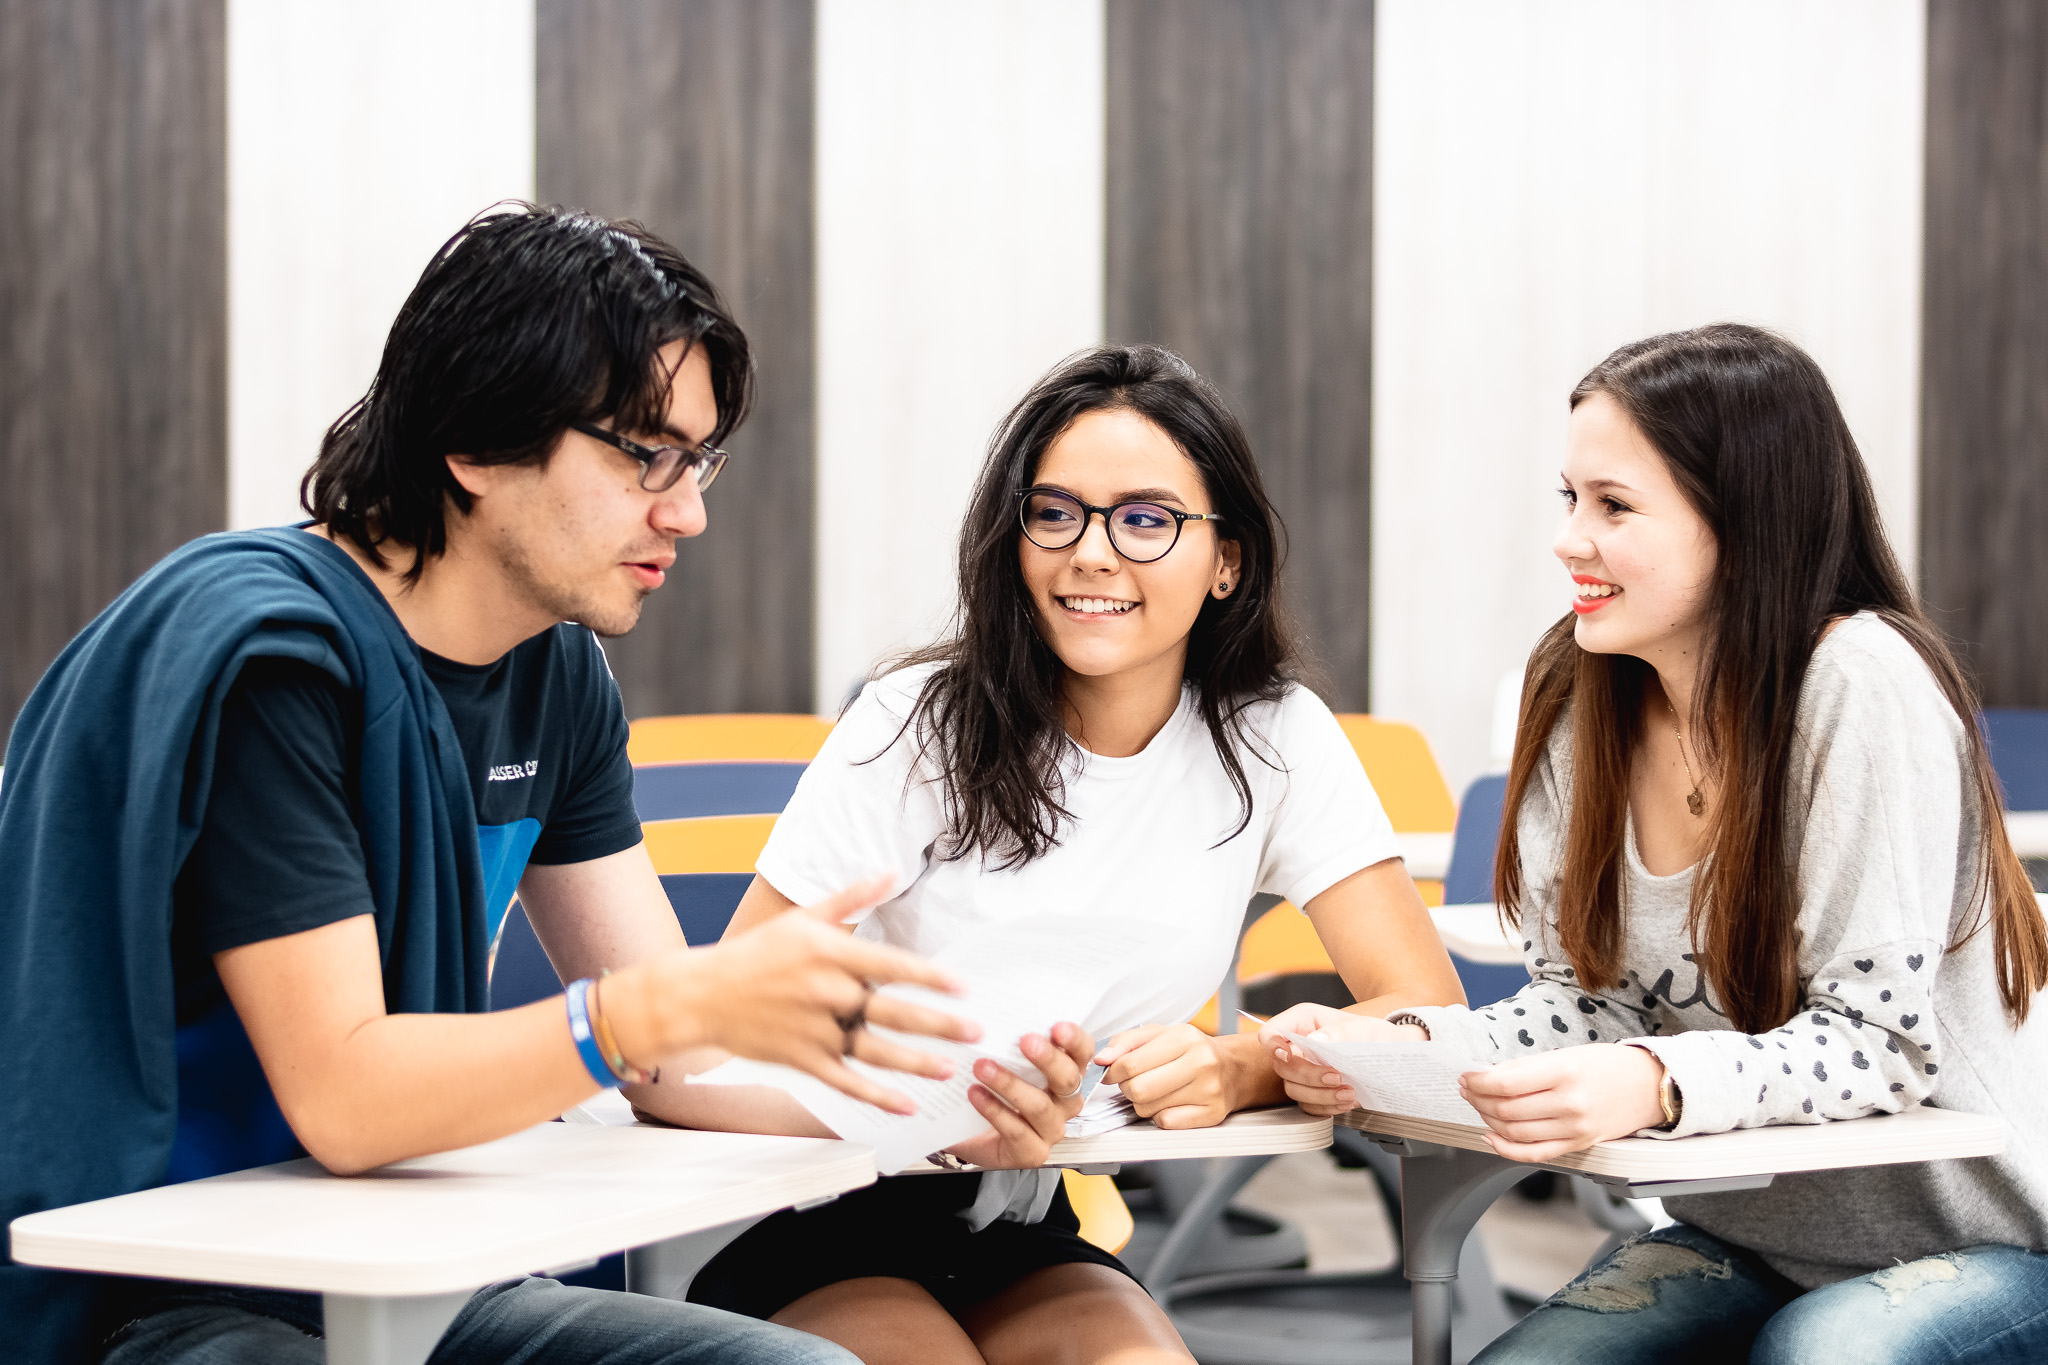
[964,1264,1193,1365]
[773,1277,984,1365]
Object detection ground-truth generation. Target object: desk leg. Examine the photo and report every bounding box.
[626,1214,770,1300]
[323,1289,471,1365]
[1138,1154,1270,1295]
[1397,1145,1528,1365]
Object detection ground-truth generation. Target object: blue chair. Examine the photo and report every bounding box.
[488,759,811,1012]
[1442,774,1507,905]
[1441,773,1528,1008]
[1983,709,2048,811]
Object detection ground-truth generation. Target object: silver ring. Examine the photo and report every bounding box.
[835,989,870,1053]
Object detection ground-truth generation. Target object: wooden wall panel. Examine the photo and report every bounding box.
[0,0,227,732]
[1923,0,2048,706]
[539,0,815,717]
[1108,0,1375,708]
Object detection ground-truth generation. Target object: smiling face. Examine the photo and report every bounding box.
[1554,391,1720,665]
[454,338,715,637]
[1019,408,1240,690]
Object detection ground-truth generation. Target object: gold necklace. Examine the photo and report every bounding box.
[1667,695,1705,817]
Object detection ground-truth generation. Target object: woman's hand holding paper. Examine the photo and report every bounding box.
[1097,1023,1270,1128]
[945,1021,1096,1169]
[1457,1044,1668,1161]
[1257,1004,1425,1116]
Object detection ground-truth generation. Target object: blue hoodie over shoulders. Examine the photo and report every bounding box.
[0,528,486,1363]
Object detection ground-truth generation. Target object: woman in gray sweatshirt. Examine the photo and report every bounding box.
[1262,323,2048,1364]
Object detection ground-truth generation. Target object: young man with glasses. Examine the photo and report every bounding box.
[0,205,975,1365]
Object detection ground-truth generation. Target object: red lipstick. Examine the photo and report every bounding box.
[1570,574,1619,615]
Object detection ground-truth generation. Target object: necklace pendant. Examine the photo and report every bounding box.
[1687,789,1705,817]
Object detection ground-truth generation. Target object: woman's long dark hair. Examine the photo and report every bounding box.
[894,344,1301,868]
[1497,323,2047,1028]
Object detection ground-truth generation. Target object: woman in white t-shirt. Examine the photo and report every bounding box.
[670,344,1464,1365]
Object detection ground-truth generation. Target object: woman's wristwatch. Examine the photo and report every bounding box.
[1656,1067,1684,1131]
[1621,1040,1683,1130]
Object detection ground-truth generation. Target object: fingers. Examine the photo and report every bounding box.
[862,992,981,1044]
[1483,1131,1596,1164]
[1095,1024,1165,1066]
[1021,1032,1084,1106]
[1255,1002,1347,1052]
[1477,1115,1581,1145]
[803,1055,917,1117]
[1102,1024,1198,1086]
[1460,1054,1565,1098]
[972,1057,1064,1136]
[1266,1038,1357,1112]
[1117,1053,1207,1114]
[847,1030,956,1081]
[825,936,968,1004]
[1051,1021,1097,1067]
[1149,1103,1222,1130]
[797,874,897,926]
[1268,1041,1352,1092]
[967,1082,1046,1160]
[1267,1040,1334,1081]
[1281,1079,1357,1114]
[1285,1085,1359,1117]
[1463,1085,1568,1124]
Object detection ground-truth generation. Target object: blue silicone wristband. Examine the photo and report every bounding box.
[565,978,621,1089]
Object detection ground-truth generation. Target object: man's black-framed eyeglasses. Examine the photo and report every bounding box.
[1017,486,1225,564]
[570,420,729,493]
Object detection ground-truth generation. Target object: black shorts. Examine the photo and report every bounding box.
[686,1171,1139,1319]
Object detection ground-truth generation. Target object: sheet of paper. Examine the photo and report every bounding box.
[692,917,1155,1172]
[1277,1030,1491,1127]
[1065,1077,1139,1139]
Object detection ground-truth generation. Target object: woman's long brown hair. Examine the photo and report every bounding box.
[1495,324,2046,1030]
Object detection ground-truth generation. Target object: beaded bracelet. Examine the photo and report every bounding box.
[564,978,621,1089]
[591,972,658,1085]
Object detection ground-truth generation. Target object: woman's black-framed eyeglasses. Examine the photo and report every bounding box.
[1017,487,1225,564]
[570,420,729,493]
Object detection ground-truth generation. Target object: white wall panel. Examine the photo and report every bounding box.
[814,0,1105,705]
[227,0,535,531]
[1371,0,1924,797]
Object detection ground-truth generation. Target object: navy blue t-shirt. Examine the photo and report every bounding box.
[164,624,641,1184]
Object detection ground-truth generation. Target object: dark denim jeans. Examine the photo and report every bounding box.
[100,1277,860,1365]
[1474,1223,2048,1365]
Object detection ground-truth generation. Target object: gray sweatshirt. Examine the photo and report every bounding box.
[1406,613,2048,1288]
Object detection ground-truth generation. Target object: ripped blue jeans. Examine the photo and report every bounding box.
[1473,1224,2048,1365]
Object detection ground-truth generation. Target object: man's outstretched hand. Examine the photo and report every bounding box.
[606,876,983,1114]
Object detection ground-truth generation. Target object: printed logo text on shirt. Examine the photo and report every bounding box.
[487,760,539,782]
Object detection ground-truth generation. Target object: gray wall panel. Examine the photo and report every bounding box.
[1108,0,1375,708]
[0,0,227,731]
[538,0,815,717]
[1923,0,2048,706]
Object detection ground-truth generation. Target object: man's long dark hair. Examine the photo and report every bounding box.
[1497,323,2047,1028]
[896,345,1302,868]
[303,203,752,577]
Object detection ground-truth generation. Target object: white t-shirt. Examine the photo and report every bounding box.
[756,664,1402,1039]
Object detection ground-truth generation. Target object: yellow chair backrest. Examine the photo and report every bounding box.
[642,815,781,877]
[628,714,835,766]
[1063,1170,1134,1254]
[1332,714,1455,834]
[1228,714,1458,998]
